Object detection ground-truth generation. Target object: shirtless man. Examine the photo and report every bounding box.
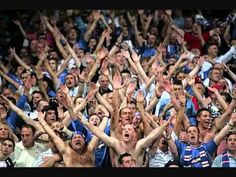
[37,111,108,167]
[77,113,172,167]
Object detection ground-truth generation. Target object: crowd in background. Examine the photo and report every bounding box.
[0,9,236,168]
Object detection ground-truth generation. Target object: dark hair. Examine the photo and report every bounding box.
[164,159,183,168]
[32,90,44,98]
[2,138,15,149]
[220,92,232,104]
[172,79,183,86]
[118,152,132,165]
[197,108,210,117]
[186,125,200,134]
[42,105,58,120]
[21,124,36,135]
[226,131,236,142]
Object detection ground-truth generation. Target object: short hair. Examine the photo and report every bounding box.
[226,131,236,142]
[172,79,183,86]
[2,138,15,149]
[186,125,200,134]
[21,124,36,135]
[32,90,44,98]
[196,108,210,117]
[118,152,132,165]
[42,105,58,120]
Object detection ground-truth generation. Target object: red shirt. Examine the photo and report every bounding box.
[184,31,210,53]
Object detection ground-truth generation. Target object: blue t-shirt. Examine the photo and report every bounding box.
[175,140,217,167]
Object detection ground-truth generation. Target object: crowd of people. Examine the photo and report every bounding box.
[0,9,236,168]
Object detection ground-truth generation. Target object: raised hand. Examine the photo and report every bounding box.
[97,47,108,61]
[101,59,109,76]
[155,82,164,98]
[92,10,101,21]
[121,49,130,59]
[37,111,46,121]
[177,92,186,107]
[113,72,122,90]
[136,90,145,103]
[179,51,191,60]
[186,75,195,86]
[8,47,16,56]
[197,56,205,67]
[85,88,98,102]
[126,82,136,96]
[207,86,218,93]
[60,84,70,95]
[162,78,173,93]
[12,19,21,26]
[131,50,140,63]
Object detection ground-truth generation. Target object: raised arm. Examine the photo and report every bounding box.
[207,86,228,111]
[9,47,31,70]
[88,117,109,152]
[1,95,42,132]
[0,69,20,90]
[214,112,236,145]
[38,111,67,154]
[77,113,120,152]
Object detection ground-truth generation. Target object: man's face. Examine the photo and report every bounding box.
[1,140,14,156]
[208,45,218,56]
[0,125,9,140]
[32,93,43,107]
[37,100,49,111]
[195,83,205,96]
[89,115,101,127]
[51,121,63,132]
[68,28,77,40]
[227,134,236,152]
[197,110,211,129]
[120,108,132,125]
[187,126,199,145]
[127,103,136,117]
[99,75,109,90]
[0,104,7,120]
[45,110,57,126]
[88,38,97,48]
[122,124,135,143]
[49,59,58,71]
[65,74,76,88]
[121,155,136,167]
[21,127,34,148]
[210,69,221,82]
[176,73,186,81]
[71,134,86,152]
[173,84,183,97]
